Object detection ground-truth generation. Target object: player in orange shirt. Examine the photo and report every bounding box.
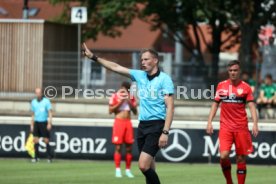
[206,60,259,184]
[109,81,137,178]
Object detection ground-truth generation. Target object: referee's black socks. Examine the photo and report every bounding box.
[34,143,39,160]
[142,168,160,184]
[46,144,52,159]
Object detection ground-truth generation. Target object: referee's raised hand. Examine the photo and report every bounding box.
[82,43,93,59]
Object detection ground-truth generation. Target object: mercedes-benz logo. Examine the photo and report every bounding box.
[161,129,192,162]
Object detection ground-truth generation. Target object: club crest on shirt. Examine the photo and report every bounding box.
[237,88,243,95]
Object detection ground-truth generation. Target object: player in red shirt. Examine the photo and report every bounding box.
[109,81,137,178]
[206,60,259,184]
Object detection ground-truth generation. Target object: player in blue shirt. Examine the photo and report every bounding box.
[30,88,53,163]
[83,43,174,184]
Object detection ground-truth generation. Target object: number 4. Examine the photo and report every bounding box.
[76,9,82,20]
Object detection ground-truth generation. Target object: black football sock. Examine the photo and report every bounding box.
[142,168,160,184]
[34,143,39,160]
[46,144,52,159]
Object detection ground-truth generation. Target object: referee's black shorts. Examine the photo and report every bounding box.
[137,120,165,157]
[33,121,50,138]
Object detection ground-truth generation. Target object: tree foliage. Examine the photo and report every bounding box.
[50,0,139,40]
[50,0,276,78]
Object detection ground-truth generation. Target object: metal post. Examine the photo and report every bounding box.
[175,1,184,84]
[83,57,89,90]
[175,31,183,82]
[77,24,81,90]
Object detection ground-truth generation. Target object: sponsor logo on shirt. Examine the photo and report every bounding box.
[229,93,236,100]
[222,95,246,103]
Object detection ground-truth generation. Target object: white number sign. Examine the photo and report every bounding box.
[71,7,87,24]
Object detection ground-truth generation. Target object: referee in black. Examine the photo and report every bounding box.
[83,43,174,184]
[30,88,53,163]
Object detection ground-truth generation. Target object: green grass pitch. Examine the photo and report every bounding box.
[0,158,275,184]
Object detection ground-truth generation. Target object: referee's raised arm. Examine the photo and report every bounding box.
[82,43,131,77]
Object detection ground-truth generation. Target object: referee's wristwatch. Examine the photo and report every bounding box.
[90,54,98,62]
[162,130,169,135]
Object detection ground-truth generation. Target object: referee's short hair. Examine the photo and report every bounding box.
[140,48,159,60]
[227,60,240,67]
